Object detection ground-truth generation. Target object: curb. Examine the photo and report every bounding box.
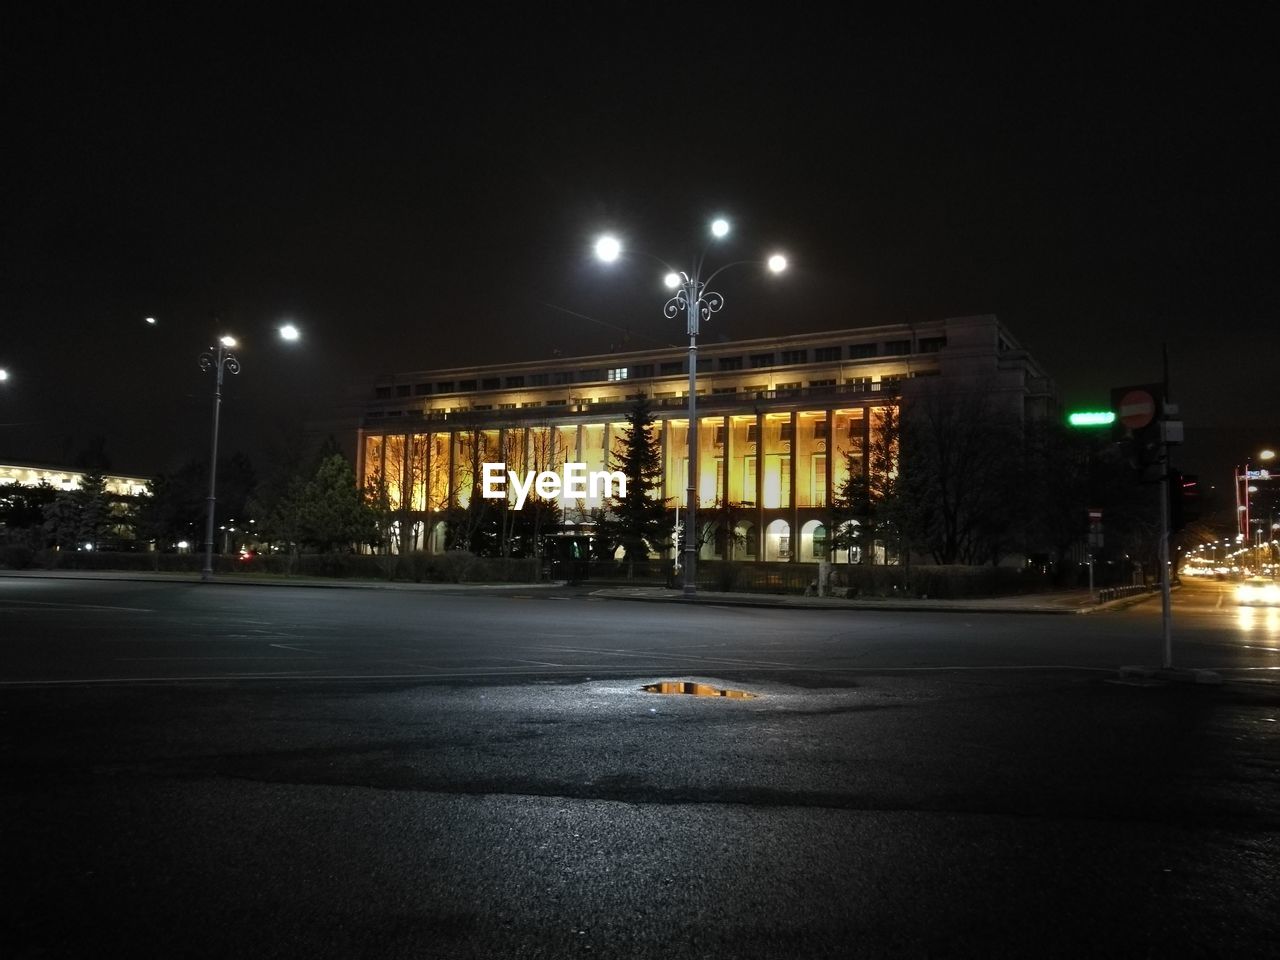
[588,588,1133,615]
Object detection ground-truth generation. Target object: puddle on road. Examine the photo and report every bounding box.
[641,681,757,700]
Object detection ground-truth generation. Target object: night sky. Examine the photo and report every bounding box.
[2,10,1275,500]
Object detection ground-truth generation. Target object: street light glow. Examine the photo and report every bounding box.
[594,235,621,262]
[767,253,787,273]
[664,272,681,289]
[279,323,300,341]
[0,368,8,382]
[1261,449,1276,460]
[145,316,157,325]
[710,218,730,238]
[220,335,237,348]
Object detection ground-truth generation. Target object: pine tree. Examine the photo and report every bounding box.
[604,394,668,565]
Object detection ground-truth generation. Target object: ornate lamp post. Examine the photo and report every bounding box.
[199,335,240,582]
[595,219,787,596]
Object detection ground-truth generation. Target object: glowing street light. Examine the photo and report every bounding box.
[0,367,9,382]
[595,217,788,597]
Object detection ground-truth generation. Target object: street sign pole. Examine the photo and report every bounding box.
[1087,508,1103,602]
[1158,450,1173,669]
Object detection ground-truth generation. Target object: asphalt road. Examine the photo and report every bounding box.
[2,575,1278,958]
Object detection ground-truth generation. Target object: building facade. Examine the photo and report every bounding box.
[354,314,1056,562]
[0,462,149,497]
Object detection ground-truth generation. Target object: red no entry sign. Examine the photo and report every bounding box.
[1118,389,1156,429]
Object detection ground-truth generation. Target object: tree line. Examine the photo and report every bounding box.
[1,387,1207,583]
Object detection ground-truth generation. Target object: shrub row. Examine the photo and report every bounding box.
[696,560,1054,598]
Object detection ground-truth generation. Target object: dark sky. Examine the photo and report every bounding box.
[2,9,1275,497]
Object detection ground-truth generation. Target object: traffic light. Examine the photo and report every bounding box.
[1168,470,1201,532]
[1067,411,1116,428]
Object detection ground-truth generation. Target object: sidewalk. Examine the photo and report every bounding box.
[588,584,1162,614]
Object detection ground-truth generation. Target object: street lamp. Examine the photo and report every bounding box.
[197,325,300,581]
[596,218,788,597]
[199,335,241,581]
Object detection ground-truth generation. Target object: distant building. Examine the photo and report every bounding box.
[352,315,1056,561]
[0,462,149,497]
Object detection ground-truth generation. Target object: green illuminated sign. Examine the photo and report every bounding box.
[1067,411,1116,427]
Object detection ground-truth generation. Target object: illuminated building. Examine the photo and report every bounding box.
[0,462,149,497]
[353,314,1055,562]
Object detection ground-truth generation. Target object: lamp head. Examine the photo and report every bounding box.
[594,235,621,262]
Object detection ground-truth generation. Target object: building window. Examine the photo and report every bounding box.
[436,381,455,393]
[396,384,411,397]
[917,336,946,353]
[414,383,431,395]
[499,403,516,410]
[812,419,829,440]
[847,376,871,391]
[811,521,828,560]
[849,343,877,359]
[883,340,910,356]
[375,386,392,399]
[660,360,683,375]
[696,358,712,373]
[505,376,525,388]
[719,356,743,371]
[814,346,840,362]
[523,401,543,408]
[607,367,628,381]
[531,373,549,386]
[630,363,653,378]
[481,378,499,390]
[776,381,802,391]
[546,398,567,406]
[579,369,603,382]
[780,421,794,443]
[552,371,573,384]
[473,404,492,411]
[459,379,478,391]
[809,379,835,388]
[750,353,774,368]
[780,349,807,365]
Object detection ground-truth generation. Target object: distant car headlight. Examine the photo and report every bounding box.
[1236,583,1280,605]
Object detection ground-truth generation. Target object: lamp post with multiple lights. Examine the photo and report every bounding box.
[595,219,787,596]
[1237,447,1275,574]
[197,323,300,581]
[199,335,242,581]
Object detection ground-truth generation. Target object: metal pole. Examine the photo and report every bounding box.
[201,343,224,582]
[684,281,698,597]
[1158,446,1172,669]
